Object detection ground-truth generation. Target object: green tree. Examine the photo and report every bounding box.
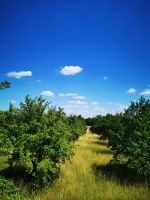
[90,97,150,178]
[0,80,11,90]
[5,96,74,188]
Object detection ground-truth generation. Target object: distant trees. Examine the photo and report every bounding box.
[0,96,87,189]
[90,97,150,178]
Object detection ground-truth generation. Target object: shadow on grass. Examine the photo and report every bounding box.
[92,140,107,146]
[93,148,112,155]
[93,163,148,185]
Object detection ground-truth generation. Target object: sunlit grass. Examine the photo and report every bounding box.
[40,131,150,200]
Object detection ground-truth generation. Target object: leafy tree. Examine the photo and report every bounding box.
[0,81,11,90]
[68,115,87,141]
[0,96,87,189]
[5,96,73,188]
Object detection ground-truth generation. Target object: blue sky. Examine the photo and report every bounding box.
[0,0,150,117]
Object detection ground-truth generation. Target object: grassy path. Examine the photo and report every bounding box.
[40,131,150,200]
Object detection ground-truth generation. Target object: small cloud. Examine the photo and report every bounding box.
[67,100,87,105]
[73,95,86,100]
[59,93,78,97]
[36,80,42,82]
[7,71,32,79]
[126,88,137,94]
[103,76,108,80]
[40,90,55,97]
[91,102,98,105]
[140,89,150,96]
[60,66,83,75]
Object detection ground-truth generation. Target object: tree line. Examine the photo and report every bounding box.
[87,97,150,179]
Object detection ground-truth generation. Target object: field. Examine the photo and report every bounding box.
[40,130,150,200]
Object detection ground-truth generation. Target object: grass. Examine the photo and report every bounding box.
[40,130,150,200]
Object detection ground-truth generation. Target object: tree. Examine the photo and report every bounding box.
[90,97,150,178]
[5,96,74,188]
[0,80,11,90]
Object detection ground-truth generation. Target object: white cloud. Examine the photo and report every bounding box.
[59,93,78,97]
[60,66,83,75]
[40,90,55,97]
[73,95,86,100]
[91,102,98,105]
[140,89,150,96]
[7,71,32,79]
[67,100,87,105]
[126,88,137,94]
[103,76,108,80]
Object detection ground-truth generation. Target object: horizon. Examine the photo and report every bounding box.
[0,0,150,117]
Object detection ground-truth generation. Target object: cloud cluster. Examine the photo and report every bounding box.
[60,66,83,75]
[62,101,106,117]
[7,71,32,79]
[40,91,55,97]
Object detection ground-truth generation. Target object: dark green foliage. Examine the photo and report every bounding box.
[0,96,87,189]
[68,115,87,141]
[85,117,93,126]
[90,97,150,178]
[0,176,39,200]
[0,81,11,90]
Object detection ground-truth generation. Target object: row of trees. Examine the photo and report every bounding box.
[0,95,87,190]
[88,97,150,178]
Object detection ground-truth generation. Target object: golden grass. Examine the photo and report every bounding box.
[40,131,150,200]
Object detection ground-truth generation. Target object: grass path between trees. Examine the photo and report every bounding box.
[40,130,150,200]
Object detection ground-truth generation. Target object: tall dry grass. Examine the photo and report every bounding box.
[40,130,150,200]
